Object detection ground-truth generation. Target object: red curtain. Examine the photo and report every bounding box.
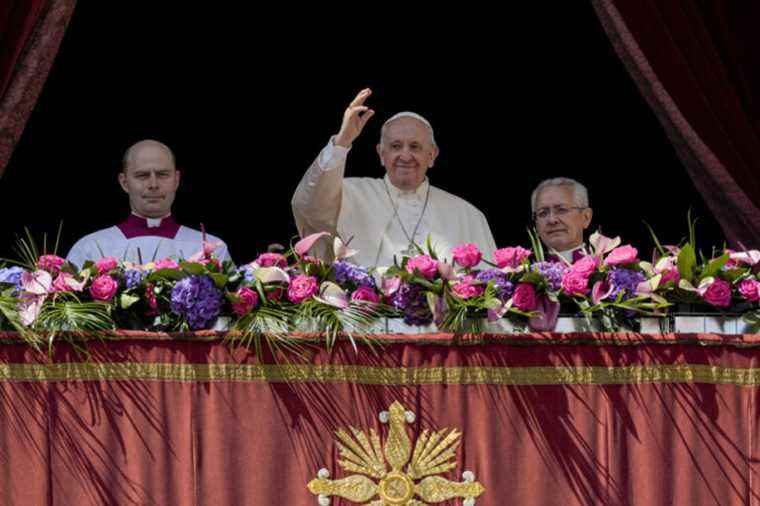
[0,333,758,505]
[591,1,760,248]
[0,0,76,178]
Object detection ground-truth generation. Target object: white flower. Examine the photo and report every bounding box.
[317,468,330,479]
[379,411,389,423]
[318,494,331,506]
[462,470,475,482]
[404,410,416,423]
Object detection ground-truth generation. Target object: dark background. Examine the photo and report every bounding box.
[0,4,725,263]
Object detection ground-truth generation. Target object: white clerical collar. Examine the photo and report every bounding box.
[383,174,430,200]
[131,212,171,228]
[555,244,587,263]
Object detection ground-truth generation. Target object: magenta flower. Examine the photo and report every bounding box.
[512,283,538,311]
[95,257,119,274]
[493,246,532,269]
[37,255,66,274]
[604,245,639,266]
[287,275,318,304]
[232,287,259,316]
[90,275,118,301]
[405,255,438,280]
[451,243,482,268]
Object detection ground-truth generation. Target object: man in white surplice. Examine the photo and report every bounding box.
[66,140,230,268]
[292,88,496,267]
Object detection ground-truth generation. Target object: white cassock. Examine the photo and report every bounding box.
[292,138,497,267]
[66,214,231,269]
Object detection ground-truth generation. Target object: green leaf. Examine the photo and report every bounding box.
[147,268,187,282]
[180,262,206,276]
[209,273,228,289]
[483,297,503,310]
[700,253,729,279]
[120,293,140,309]
[677,244,697,283]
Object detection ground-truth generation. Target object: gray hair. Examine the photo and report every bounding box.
[122,139,176,171]
[379,111,438,150]
[530,177,590,212]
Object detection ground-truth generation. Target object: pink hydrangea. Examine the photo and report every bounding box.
[155,258,180,270]
[493,246,532,269]
[562,270,591,296]
[95,257,119,274]
[405,255,439,280]
[512,283,538,311]
[701,278,732,308]
[451,276,485,299]
[569,255,600,278]
[89,275,118,301]
[351,286,381,304]
[604,245,639,266]
[737,279,760,302]
[232,287,259,316]
[287,275,318,304]
[256,253,287,268]
[451,243,482,269]
[37,255,66,274]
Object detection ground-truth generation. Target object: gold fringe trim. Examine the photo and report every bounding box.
[0,362,759,386]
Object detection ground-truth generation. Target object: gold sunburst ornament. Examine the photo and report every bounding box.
[307,401,485,505]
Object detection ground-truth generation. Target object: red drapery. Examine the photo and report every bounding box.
[0,332,758,505]
[0,0,75,178]
[591,1,760,248]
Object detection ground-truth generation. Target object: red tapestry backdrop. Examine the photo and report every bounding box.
[0,332,758,505]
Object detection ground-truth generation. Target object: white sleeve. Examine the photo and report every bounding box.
[66,238,94,270]
[291,137,350,238]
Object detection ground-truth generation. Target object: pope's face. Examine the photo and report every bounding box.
[118,144,180,218]
[376,117,438,191]
[535,185,592,252]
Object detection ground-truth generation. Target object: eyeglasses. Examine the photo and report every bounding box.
[533,205,586,222]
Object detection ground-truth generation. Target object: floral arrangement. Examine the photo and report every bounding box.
[1,220,759,351]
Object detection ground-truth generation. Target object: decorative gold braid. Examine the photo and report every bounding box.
[1,362,759,386]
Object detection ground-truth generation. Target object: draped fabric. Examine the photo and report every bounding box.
[591,1,760,248]
[0,332,758,505]
[0,0,76,178]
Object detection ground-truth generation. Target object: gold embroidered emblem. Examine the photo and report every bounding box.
[307,401,485,505]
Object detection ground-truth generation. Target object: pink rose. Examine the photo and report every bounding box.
[737,279,760,302]
[562,270,591,296]
[451,276,485,299]
[95,257,119,274]
[493,246,532,269]
[701,278,732,308]
[512,283,538,311]
[256,253,287,268]
[287,275,318,304]
[351,286,381,304]
[451,243,482,268]
[155,258,179,270]
[405,255,438,280]
[570,255,600,278]
[89,275,118,301]
[38,255,66,274]
[232,287,259,316]
[604,245,639,266]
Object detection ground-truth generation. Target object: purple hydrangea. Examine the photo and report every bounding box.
[475,269,514,300]
[533,262,569,292]
[170,275,223,330]
[333,261,376,289]
[124,269,144,290]
[390,283,433,326]
[0,266,25,290]
[608,268,646,301]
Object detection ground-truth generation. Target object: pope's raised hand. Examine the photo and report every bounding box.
[334,88,375,148]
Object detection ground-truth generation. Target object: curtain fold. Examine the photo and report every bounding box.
[0,0,76,178]
[591,1,760,247]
